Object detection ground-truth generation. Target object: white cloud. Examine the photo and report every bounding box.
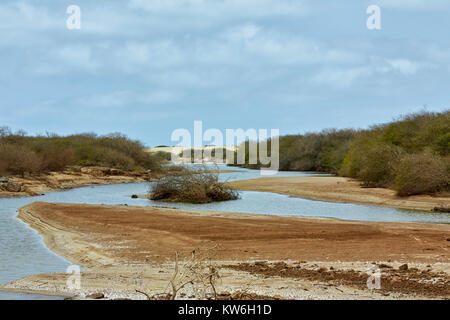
[77,90,183,109]
[312,67,370,88]
[128,0,307,18]
[139,91,183,105]
[378,0,449,9]
[116,41,183,72]
[311,59,426,88]
[57,45,97,70]
[0,2,59,31]
[387,59,422,75]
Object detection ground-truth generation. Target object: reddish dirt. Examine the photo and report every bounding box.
[19,202,450,265]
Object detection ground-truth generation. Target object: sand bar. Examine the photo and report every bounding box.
[227,176,450,212]
[0,202,448,299]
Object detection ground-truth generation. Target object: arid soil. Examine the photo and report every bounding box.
[1,202,448,300]
[0,166,150,198]
[228,176,450,212]
[227,261,449,299]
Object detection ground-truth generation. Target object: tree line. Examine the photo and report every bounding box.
[0,128,164,177]
[237,110,450,196]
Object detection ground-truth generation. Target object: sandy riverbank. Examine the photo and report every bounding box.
[0,166,238,199]
[1,202,448,299]
[0,166,150,198]
[227,176,450,212]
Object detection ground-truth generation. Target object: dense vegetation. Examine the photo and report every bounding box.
[150,168,239,203]
[0,127,164,176]
[178,147,230,163]
[237,110,450,196]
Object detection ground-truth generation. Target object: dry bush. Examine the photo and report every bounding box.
[0,128,163,175]
[39,144,74,171]
[75,146,136,170]
[166,246,222,300]
[133,246,222,300]
[0,143,42,177]
[393,153,449,196]
[149,168,239,203]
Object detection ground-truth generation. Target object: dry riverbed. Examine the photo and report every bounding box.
[227,176,450,212]
[1,202,448,300]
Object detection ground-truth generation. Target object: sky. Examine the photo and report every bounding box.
[0,0,449,146]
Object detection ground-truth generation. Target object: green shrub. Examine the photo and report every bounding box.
[433,132,450,156]
[154,151,172,161]
[393,153,449,196]
[340,142,403,188]
[237,129,356,173]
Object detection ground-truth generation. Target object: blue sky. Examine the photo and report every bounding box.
[1,0,449,146]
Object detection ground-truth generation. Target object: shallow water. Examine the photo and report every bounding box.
[0,291,64,300]
[0,164,449,299]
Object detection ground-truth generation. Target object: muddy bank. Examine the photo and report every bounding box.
[227,176,450,212]
[1,202,448,299]
[0,166,151,198]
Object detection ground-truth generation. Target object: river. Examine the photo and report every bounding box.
[1,165,449,299]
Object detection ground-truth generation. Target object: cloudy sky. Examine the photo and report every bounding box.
[1,0,449,146]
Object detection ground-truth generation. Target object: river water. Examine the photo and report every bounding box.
[1,164,449,299]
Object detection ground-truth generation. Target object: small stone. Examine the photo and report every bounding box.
[131,194,138,199]
[399,264,408,271]
[86,293,104,299]
[273,295,283,300]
